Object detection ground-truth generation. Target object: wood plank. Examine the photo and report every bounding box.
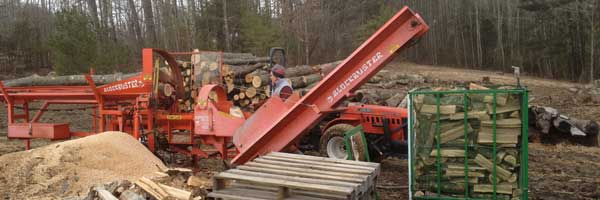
[267,152,380,168]
[232,182,349,200]
[227,169,360,189]
[245,162,369,180]
[261,155,376,171]
[157,183,191,200]
[237,165,364,183]
[253,158,372,175]
[210,187,339,200]
[214,172,354,196]
[208,190,270,200]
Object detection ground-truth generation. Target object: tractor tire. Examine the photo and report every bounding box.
[319,124,356,160]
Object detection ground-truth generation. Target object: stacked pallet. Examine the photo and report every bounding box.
[411,84,524,199]
[209,152,380,200]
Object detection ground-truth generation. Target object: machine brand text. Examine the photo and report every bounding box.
[103,80,145,93]
[327,52,383,103]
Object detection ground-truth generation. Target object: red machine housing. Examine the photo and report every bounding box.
[324,103,408,142]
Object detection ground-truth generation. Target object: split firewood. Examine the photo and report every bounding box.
[420,105,457,115]
[429,149,466,157]
[436,123,473,144]
[473,154,516,183]
[473,184,514,195]
[135,177,169,199]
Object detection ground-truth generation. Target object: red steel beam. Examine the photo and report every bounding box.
[231,7,429,164]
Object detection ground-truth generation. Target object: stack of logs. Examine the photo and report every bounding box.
[412,84,524,199]
[178,50,345,112]
[221,62,337,110]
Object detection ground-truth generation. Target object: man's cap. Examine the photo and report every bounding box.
[271,64,285,78]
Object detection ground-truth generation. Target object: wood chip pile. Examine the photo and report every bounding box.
[411,84,525,199]
[0,131,165,199]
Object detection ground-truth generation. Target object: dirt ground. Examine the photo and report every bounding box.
[0,61,599,199]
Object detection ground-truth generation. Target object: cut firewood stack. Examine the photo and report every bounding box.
[189,48,339,111]
[177,61,194,112]
[411,83,525,199]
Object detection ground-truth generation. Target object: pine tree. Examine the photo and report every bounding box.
[48,9,97,75]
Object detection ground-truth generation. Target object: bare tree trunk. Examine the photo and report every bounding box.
[187,0,197,47]
[127,0,143,45]
[475,1,483,68]
[107,0,117,41]
[591,1,596,83]
[87,0,99,29]
[496,0,506,70]
[222,0,231,51]
[142,0,157,46]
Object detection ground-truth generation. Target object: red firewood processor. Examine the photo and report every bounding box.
[0,7,429,166]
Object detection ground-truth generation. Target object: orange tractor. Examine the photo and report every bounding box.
[317,103,408,160]
[0,7,428,165]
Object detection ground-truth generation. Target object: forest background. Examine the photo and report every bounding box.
[0,0,598,82]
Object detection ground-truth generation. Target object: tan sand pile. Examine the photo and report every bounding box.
[0,131,165,199]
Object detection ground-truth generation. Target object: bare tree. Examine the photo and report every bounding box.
[142,0,157,46]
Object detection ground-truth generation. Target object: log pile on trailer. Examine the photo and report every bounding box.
[181,49,342,111]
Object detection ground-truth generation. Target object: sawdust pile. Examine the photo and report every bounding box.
[0,131,165,199]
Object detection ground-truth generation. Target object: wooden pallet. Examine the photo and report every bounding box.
[209,152,380,200]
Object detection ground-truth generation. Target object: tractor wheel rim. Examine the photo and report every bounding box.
[327,136,347,160]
